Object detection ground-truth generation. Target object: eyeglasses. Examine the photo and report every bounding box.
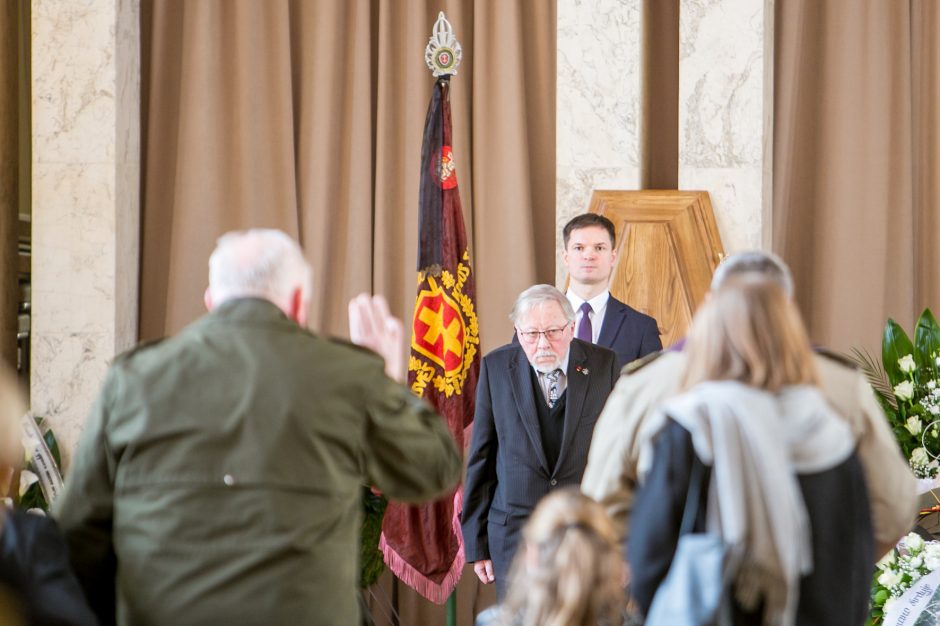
[516,326,569,343]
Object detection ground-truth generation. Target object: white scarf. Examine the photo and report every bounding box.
[656,381,856,626]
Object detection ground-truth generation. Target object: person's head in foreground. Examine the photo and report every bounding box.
[205,229,313,326]
[710,249,794,297]
[682,273,817,391]
[497,488,626,626]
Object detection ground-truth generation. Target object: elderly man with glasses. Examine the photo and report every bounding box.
[461,284,620,599]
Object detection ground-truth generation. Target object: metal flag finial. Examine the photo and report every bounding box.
[425,11,462,77]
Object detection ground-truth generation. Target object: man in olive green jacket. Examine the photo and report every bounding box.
[54,229,462,626]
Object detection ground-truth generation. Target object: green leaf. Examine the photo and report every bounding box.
[359,488,388,588]
[884,319,914,386]
[915,309,940,371]
[873,588,889,604]
[43,430,61,469]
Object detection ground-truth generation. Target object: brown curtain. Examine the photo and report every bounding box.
[141,0,556,357]
[141,1,555,623]
[774,0,940,353]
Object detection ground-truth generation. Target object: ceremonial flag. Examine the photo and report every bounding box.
[378,72,480,604]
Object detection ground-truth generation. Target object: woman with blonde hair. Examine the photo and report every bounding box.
[478,487,627,626]
[629,276,873,625]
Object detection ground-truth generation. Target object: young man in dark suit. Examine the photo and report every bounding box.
[562,213,662,367]
[461,285,620,599]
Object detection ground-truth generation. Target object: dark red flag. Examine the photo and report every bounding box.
[379,77,480,603]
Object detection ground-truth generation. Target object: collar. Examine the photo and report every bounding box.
[210,297,292,324]
[566,289,610,314]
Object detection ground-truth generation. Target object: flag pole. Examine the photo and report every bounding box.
[424,13,463,626]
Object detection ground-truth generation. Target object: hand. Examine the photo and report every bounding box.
[348,294,405,381]
[472,559,495,584]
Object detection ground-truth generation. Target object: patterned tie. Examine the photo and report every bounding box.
[545,369,561,408]
[577,302,593,343]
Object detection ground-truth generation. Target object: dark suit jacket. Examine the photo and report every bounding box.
[598,296,662,367]
[461,339,619,597]
[0,509,98,626]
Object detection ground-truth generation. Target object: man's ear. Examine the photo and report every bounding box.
[204,288,213,312]
[289,287,309,327]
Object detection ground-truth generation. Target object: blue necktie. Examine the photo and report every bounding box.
[577,302,593,343]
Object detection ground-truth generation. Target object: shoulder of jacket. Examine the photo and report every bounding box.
[322,335,385,363]
[621,349,666,376]
[813,346,859,371]
[112,338,167,365]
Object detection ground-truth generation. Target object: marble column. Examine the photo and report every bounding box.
[31,0,140,464]
[678,0,772,251]
[556,0,642,285]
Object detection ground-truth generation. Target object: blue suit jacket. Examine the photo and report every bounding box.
[597,296,662,367]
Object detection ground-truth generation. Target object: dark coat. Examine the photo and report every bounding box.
[461,339,619,597]
[597,296,662,368]
[54,298,462,626]
[0,508,98,626]
[629,419,873,625]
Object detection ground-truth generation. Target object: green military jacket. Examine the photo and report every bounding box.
[54,298,462,625]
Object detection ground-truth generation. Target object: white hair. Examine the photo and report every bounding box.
[710,250,794,298]
[207,229,312,307]
[510,284,576,325]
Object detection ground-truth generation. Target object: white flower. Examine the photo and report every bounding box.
[910,555,924,569]
[900,355,917,373]
[936,355,940,367]
[931,406,940,416]
[926,554,940,570]
[879,569,904,587]
[912,447,931,467]
[896,380,916,401]
[18,470,38,498]
[877,550,897,569]
[929,380,937,390]
[907,533,926,554]
[907,417,924,436]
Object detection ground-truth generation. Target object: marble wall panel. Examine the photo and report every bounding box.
[557,0,642,285]
[678,0,770,252]
[31,0,139,463]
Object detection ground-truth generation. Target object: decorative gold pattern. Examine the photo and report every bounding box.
[410,250,479,398]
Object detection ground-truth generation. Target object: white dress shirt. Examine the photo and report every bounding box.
[566,290,610,344]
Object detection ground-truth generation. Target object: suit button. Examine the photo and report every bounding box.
[549,479,557,486]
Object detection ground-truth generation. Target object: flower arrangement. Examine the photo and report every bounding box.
[14,415,62,513]
[851,309,940,478]
[869,532,940,623]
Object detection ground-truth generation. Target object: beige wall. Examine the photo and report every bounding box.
[30,0,140,464]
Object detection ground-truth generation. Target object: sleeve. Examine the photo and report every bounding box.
[627,420,695,615]
[853,373,918,548]
[361,372,462,503]
[460,356,498,563]
[639,316,663,358]
[606,350,620,389]
[52,367,120,626]
[581,358,675,540]
[28,515,99,626]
